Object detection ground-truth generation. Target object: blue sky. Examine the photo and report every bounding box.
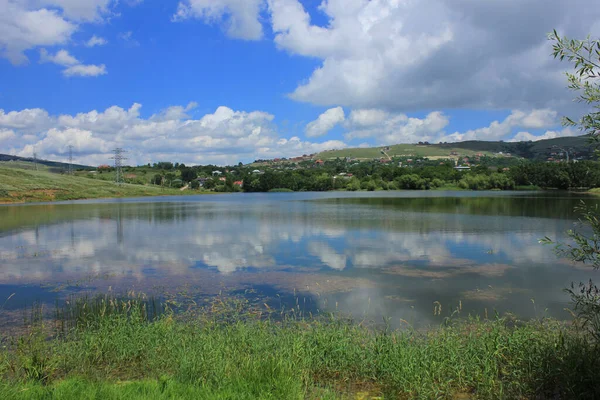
[1,0,599,165]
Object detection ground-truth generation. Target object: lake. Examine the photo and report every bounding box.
[0,191,597,328]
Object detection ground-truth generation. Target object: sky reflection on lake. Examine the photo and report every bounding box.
[0,191,597,327]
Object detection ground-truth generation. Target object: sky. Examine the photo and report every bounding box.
[1,0,599,166]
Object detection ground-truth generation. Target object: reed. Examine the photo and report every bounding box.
[2,294,600,399]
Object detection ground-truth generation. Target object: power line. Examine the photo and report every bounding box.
[109,148,128,185]
[67,145,74,175]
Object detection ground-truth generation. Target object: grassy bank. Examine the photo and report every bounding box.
[0,167,198,203]
[1,297,599,399]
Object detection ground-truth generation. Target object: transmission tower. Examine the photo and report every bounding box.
[32,148,38,171]
[109,148,128,185]
[67,145,74,175]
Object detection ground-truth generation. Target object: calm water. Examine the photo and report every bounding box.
[0,191,598,328]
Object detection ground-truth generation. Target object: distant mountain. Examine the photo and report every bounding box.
[0,154,93,171]
[316,135,595,161]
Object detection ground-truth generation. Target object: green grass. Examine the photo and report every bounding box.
[0,167,199,203]
[2,296,600,399]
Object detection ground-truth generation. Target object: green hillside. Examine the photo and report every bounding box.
[316,135,593,161]
[0,153,92,171]
[0,167,188,203]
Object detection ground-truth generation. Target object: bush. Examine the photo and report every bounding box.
[396,174,427,190]
[346,178,361,191]
[431,178,445,188]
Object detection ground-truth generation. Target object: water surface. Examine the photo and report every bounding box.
[0,191,597,328]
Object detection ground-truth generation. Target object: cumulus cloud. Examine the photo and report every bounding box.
[345,110,450,145]
[85,35,107,47]
[0,1,138,65]
[439,109,558,142]
[42,0,115,22]
[510,128,579,142]
[172,0,264,40]
[305,106,345,138]
[0,2,76,64]
[263,0,600,111]
[2,103,346,166]
[39,48,79,66]
[39,48,106,77]
[0,108,52,133]
[0,129,16,145]
[63,63,107,77]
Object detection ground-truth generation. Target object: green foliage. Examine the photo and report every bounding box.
[180,168,197,183]
[345,177,361,191]
[3,298,600,399]
[151,174,163,185]
[549,31,600,151]
[396,174,427,190]
[542,202,600,269]
[543,33,600,346]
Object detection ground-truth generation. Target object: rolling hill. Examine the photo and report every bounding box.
[316,135,595,161]
[0,154,93,171]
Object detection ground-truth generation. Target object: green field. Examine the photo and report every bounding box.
[0,166,192,203]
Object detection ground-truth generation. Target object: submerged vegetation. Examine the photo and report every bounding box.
[1,295,600,399]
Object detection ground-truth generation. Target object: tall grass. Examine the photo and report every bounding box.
[1,296,600,399]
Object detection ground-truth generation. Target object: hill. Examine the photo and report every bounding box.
[0,154,93,172]
[316,135,594,161]
[0,167,188,203]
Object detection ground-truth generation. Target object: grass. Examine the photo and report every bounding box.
[1,296,600,399]
[0,166,200,203]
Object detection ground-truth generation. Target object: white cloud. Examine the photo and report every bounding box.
[510,128,578,142]
[85,35,107,47]
[0,1,139,65]
[439,109,558,142]
[345,110,450,145]
[0,108,52,133]
[0,129,16,145]
[63,63,107,77]
[5,103,346,166]
[264,0,600,112]
[41,0,115,22]
[305,106,345,138]
[39,48,106,77]
[173,0,264,40]
[0,2,76,64]
[39,48,79,66]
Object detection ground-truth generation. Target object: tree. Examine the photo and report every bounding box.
[549,31,600,150]
[180,167,197,183]
[544,32,600,339]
